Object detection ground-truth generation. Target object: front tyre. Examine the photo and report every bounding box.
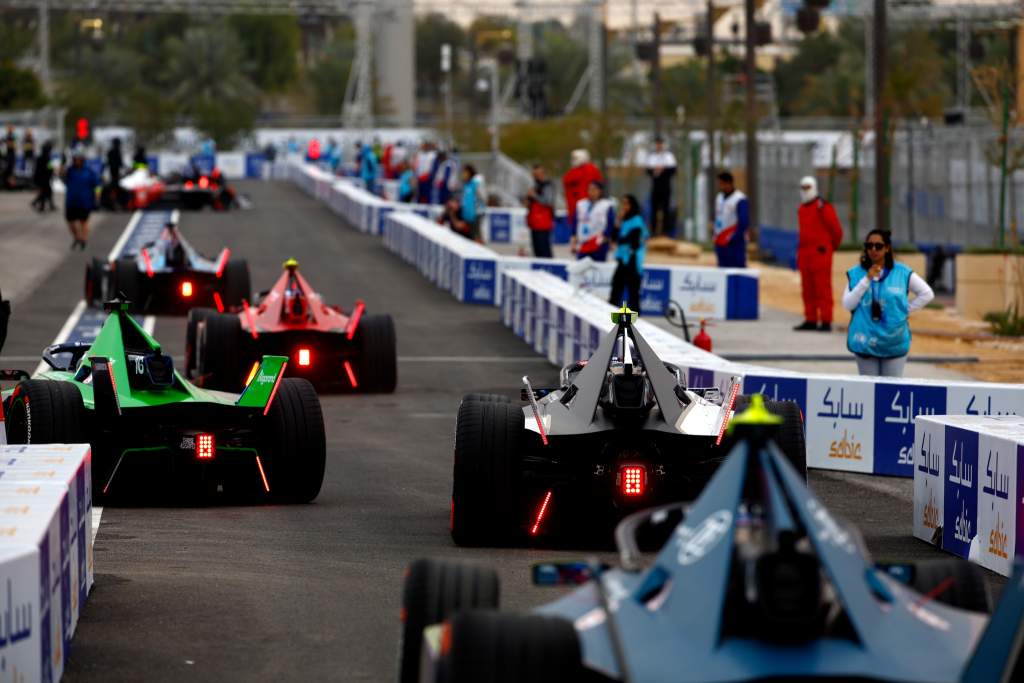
[185,307,218,378]
[84,258,105,306]
[399,559,499,683]
[5,380,86,445]
[114,258,143,312]
[451,400,522,546]
[221,259,251,308]
[356,314,396,393]
[262,378,326,503]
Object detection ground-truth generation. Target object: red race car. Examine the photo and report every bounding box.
[187,259,396,393]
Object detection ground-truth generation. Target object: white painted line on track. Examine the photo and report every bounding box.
[397,356,550,363]
[92,507,103,539]
[408,413,453,419]
[33,299,87,377]
[106,210,144,263]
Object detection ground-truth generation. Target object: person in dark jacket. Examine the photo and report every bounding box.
[31,141,55,212]
[645,137,676,236]
[609,194,649,311]
[62,148,100,250]
[524,164,555,258]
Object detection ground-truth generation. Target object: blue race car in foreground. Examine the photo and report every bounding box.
[399,396,1024,683]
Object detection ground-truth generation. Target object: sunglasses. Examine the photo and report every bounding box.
[864,242,886,251]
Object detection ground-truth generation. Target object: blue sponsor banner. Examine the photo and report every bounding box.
[244,153,266,178]
[726,274,759,320]
[146,155,160,173]
[462,259,496,305]
[639,268,670,315]
[873,384,946,477]
[489,212,512,243]
[943,426,979,558]
[689,367,715,389]
[191,153,215,175]
[743,375,808,416]
[531,262,569,280]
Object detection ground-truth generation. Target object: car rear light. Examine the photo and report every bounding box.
[297,348,311,367]
[141,248,154,278]
[196,433,215,459]
[184,180,194,189]
[213,291,224,313]
[199,176,210,189]
[343,360,358,388]
[181,281,193,297]
[530,490,553,536]
[244,361,260,387]
[620,466,646,496]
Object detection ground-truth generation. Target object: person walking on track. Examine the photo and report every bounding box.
[795,175,843,331]
[844,229,934,377]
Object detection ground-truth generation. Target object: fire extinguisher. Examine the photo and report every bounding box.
[693,319,713,353]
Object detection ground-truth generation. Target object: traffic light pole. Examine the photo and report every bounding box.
[744,0,758,241]
[652,13,662,139]
[705,0,717,237]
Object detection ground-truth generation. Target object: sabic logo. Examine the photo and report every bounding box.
[988,513,1008,560]
[828,430,863,460]
[953,500,973,544]
[467,263,494,281]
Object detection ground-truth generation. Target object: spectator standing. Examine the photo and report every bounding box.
[432,150,459,205]
[132,145,148,169]
[458,164,485,241]
[562,149,602,227]
[3,125,15,188]
[645,137,676,236]
[397,161,418,203]
[525,164,555,258]
[843,229,934,377]
[62,148,100,250]
[31,140,55,212]
[609,194,649,311]
[415,141,437,203]
[713,171,749,268]
[795,175,843,331]
[571,180,615,262]
[22,130,35,176]
[358,143,378,191]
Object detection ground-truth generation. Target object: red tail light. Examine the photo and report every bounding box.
[343,360,358,388]
[196,433,215,459]
[199,176,210,189]
[184,180,194,190]
[530,490,553,535]
[297,348,311,367]
[620,466,645,496]
[181,281,193,297]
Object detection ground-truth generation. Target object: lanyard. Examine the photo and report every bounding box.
[870,268,888,302]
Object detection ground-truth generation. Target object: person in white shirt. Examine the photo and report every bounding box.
[843,228,934,377]
[645,137,677,236]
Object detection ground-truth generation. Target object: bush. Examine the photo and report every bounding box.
[984,307,1024,336]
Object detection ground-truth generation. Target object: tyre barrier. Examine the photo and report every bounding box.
[0,444,93,683]
[913,415,1024,577]
[500,268,1024,479]
[285,161,758,320]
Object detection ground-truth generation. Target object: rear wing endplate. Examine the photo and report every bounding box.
[235,355,288,414]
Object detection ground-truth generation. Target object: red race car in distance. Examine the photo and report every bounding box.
[187,259,396,393]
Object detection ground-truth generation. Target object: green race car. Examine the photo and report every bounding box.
[1,299,326,504]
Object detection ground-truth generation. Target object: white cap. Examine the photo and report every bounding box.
[570,149,590,167]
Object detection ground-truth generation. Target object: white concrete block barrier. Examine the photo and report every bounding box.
[500,268,1024,479]
[0,444,93,682]
[285,161,760,320]
[913,415,1024,577]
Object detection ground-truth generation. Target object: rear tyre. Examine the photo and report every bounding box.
[451,401,522,546]
[262,378,326,503]
[356,314,396,393]
[731,395,807,479]
[4,380,86,446]
[909,559,990,613]
[400,559,499,683]
[461,393,510,404]
[114,257,143,312]
[84,258,105,306]
[442,611,583,683]
[198,313,243,391]
[221,259,251,308]
[185,307,217,378]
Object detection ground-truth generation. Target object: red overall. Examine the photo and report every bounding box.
[797,198,843,324]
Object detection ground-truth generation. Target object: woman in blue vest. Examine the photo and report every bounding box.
[609,194,648,312]
[843,229,933,377]
[459,164,484,241]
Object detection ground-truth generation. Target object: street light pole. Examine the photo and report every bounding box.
[873,0,888,232]
[743,0,758,240]
[705,0,717,237]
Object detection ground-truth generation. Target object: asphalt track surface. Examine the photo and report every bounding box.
[3,180,1006,682]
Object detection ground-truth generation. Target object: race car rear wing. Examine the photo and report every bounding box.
[235,355,289,415]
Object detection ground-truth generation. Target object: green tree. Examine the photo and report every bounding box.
[308,24,355,115]
[416,14,465,100]
[229,15,300,92]
[0,61,45,109]
[534,21,587,114]
[163,25,261,147]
